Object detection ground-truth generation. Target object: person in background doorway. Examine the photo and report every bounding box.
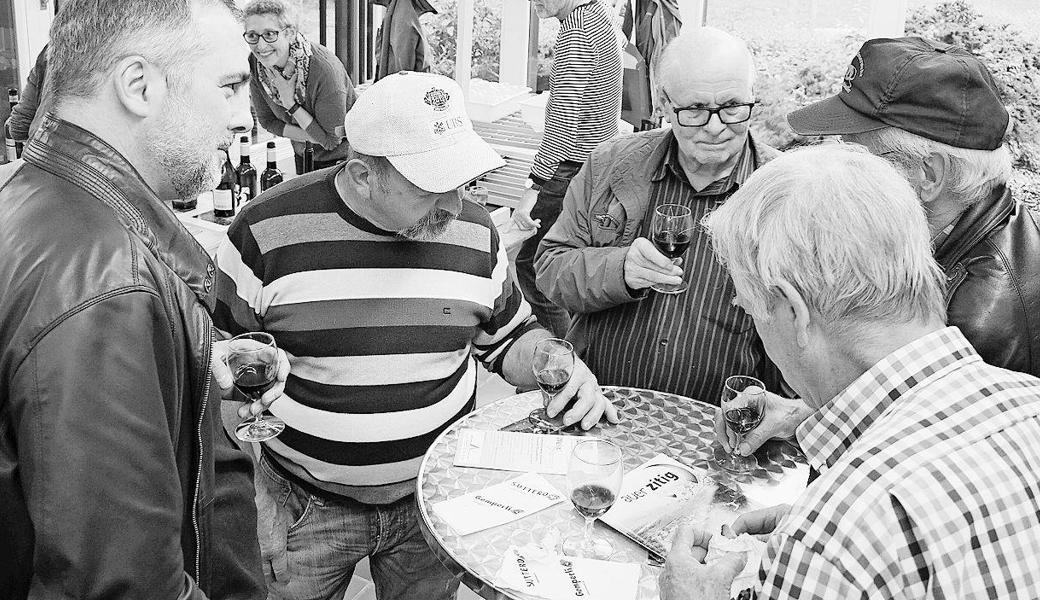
[5,44,48,142]
[244,0,357,173]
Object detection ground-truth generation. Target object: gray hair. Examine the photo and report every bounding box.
[854,126,1012,208]
[346,148,392,191]
[48,0,239,104]
[702,144,946,339]
[243,0,299,28]
[654,26,756,111]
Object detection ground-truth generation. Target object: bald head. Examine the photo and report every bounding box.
[656,27,755,104]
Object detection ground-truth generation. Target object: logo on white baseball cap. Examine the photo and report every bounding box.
[343,72,506,193]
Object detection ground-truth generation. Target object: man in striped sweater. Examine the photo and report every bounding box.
[213,72,618,600]
[512,0,624,337]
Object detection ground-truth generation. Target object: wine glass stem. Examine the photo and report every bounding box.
[580,516,595,555]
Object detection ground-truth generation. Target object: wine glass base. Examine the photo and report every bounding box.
[651,282,688,295]
[562,533,615,560]
[711,445,760,474]
[528,407,576,434]
[236,415,286,443]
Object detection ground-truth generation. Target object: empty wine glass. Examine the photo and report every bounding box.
[228,332,285,443]
[714,375,766,473]
[650,203,693,294]
[527,338,575,433]
[563,439,624,559]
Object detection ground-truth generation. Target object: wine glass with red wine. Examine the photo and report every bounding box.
[650,203,693,294]
[563,439,624,559]
[227,332,285,443]
[714,375,766,473]
[527,338,575,433]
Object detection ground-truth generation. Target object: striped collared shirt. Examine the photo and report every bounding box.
[530,0,623,184]
[758,327,1040,598]
[581,133,781,403]
[213,167,537,504]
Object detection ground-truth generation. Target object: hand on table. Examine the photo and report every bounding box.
[715,390,814,455]
[212,339,291,419]
[624,237,683,290]
[731,504,792,540]
[544,356,620,430]
[659,522,747,600]
[511,187,540,231]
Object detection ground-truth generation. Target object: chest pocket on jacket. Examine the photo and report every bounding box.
[589,203,630,247]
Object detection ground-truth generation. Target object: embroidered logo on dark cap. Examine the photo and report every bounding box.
[424,88,451,111]
[842,52,864,94]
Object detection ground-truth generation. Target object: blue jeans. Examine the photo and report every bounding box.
[515,161,583,338]
[255,454,459,600]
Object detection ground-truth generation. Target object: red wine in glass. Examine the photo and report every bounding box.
[570,483,616,519]
[536,368,570,396]
[650,203,693,294]
[234,362,277,398]
[653,231,691,260]
[724,406,764,435]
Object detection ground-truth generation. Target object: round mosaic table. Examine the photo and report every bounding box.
[417,386,809,600]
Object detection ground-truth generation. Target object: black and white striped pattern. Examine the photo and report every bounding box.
[531,0,624,182]
[213,167,535,504]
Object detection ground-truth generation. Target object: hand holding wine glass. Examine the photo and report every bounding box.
[563,439,624,559]
[527,338,575,433]
[216,332,289,443]
[714,375,766,473]
[650,203,693,294]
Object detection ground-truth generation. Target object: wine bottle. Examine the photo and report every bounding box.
[302,141,314,174]
[5,88,19,162]
[213,149,236,218]
[235,135,257,207]
[260,141,284,192]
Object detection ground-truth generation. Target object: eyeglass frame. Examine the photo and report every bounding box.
[670,101,758,127]
[242,27,291,45]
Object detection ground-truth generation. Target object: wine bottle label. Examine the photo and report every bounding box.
[213,189,233,210]
[239,186,251,204]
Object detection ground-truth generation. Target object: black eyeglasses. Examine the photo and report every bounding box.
[243,28,288,44]
[672,102,757,127]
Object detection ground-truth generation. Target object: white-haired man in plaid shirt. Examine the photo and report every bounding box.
[658,143,1040,599]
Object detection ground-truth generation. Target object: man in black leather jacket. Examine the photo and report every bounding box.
[0,1,276,598]
[788,37,1040,378]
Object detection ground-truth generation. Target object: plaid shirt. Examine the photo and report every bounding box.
[758,327,1040,599]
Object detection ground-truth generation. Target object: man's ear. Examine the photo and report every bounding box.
[111,56,167,119]
[343,158,374,197]
[917,151,950,205]
[776,279,811,349]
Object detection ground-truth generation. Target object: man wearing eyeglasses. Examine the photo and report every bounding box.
[535,27,783,405]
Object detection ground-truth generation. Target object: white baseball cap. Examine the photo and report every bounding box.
[343,72,505,193]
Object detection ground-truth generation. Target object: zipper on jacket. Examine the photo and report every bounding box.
[192,329,213,584]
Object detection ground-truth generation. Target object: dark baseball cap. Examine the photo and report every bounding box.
[787,37,1009,150]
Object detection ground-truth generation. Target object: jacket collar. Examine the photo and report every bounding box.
[24,114,217,312]
[934,184,1014,270]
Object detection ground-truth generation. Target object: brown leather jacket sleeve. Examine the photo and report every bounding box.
[11,289,206,600]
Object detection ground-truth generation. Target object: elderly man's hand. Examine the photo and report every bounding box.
[624,237,683,290]
[511,187,541,231]
[732,504,792,539]
[659,522,747,600]
[715,390,814,455]
[545,356,620,430]
[212,339,291,419]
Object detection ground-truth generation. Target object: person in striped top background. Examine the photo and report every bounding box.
[512,0,624,337]
[213,72,619,600]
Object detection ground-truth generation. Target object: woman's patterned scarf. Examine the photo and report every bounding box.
[257,31,313,107]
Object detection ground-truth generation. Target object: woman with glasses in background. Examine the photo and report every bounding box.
[244,0,357,173]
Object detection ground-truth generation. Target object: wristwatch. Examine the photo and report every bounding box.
[286,101,302,116]
[523,178,540,192]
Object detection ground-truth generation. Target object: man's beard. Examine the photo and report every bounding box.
[146,92,225,200]
[398,208,456,241]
